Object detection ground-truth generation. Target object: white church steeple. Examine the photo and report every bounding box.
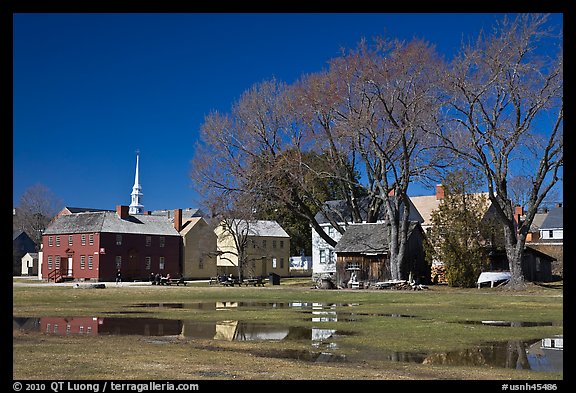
[129,150,144,215]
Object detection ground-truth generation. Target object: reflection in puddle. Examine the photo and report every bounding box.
[130,301,359,311]
[13,316,345,344]
[129,302,420,323]
[13,311,562,373]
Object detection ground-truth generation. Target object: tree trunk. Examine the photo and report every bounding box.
[503,225,527,289]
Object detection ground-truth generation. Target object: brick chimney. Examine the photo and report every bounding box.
[116,205,130,219]
[174,208,182,232]
[436,184,444,200]
[556,202,563,208]
[514,205,523,225]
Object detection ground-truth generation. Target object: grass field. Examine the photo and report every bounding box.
[13,277,563,381]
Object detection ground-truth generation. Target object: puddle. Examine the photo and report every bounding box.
[13,316,350,344]
[130,301,359,311]
[456,320,562,327]
[129,302,421,323]
[13,310,562,372]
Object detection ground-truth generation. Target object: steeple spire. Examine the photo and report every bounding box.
[129,149,144,215]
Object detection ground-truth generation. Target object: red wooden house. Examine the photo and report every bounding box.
[41,205,181,282]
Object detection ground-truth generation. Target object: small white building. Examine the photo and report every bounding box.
[21,252,39,276]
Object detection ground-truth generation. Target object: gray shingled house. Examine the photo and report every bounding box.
[334,221,428,287]
[311,196,424,280]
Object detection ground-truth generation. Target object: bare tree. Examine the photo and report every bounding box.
[440,14,563,289]
[190,78,361,249]
[14,183,63,245]
[328,38,449,280]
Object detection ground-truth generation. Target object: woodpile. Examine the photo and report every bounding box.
[431,264,448,284]
[371,280,429,290]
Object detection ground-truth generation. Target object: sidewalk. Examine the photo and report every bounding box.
[13,277,211,287]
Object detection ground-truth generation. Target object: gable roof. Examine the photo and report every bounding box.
[150,208,204,219]
[529,212,548,232]
[179,216,212,235]
[314,196,423,225]
[539,206,563,230]
[408,195,440,227]
[410,192,491,227]
[13,230,33,242]
[63,207,113,213]
[221,220,290,238]
[334,221,420,254]
[43,211,180,236]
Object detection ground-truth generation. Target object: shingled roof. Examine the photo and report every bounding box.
[43,211,180,236]
[334,221,419,254]
[221,220,290,238]
[314,196,423,225]
[539,206,563,230]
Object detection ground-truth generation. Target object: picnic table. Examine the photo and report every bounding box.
[243,277,265,287]
[220,279,241,287]
[160,277,187,286]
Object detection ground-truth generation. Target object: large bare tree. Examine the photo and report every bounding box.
[440,14,563,288]
[327,38,449,280]
[191,78,361,249]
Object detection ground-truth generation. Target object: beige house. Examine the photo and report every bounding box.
[409,184,492,232]
[214,220,290,278]
[178,216,218,280]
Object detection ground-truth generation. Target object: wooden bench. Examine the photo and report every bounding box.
[243,278,265,287]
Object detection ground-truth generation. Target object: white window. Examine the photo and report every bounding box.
[88,256,93,270]
[328,226,335,238]
[116,234,122,246]
[346,262,360,270]
[145,257,151,270]
[115,256,122,269]
[329,250,336,265]
[159,257,165,270]
[80,255,86,269]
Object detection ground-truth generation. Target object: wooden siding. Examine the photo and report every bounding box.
[336,254,391,286]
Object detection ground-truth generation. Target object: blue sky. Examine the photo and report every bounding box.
[12,12,564,212]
